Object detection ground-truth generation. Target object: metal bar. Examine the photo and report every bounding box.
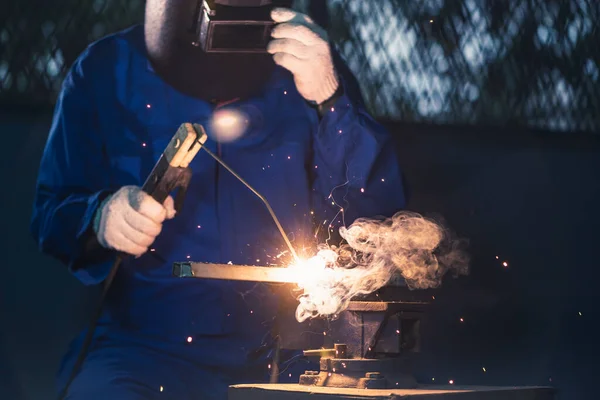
[346,301,429,312]
[303,349,336,358]
[173,262,298,284]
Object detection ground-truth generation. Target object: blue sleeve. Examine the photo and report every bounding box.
[310,51,406,231]
[30,46,117,286]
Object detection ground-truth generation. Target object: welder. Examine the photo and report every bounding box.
[30,0,406,399]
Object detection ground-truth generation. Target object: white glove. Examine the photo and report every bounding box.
[268,8,340,105]
[93,186,176,257]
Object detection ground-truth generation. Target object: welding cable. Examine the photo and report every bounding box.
[57,255,123,400]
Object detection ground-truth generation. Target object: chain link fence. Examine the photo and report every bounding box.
[1,0,599,132]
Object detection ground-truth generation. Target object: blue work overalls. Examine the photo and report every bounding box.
[30,25,405,400]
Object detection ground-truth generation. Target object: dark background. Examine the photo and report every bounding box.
[1,0,599,399]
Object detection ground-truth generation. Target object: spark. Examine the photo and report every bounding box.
[150,248,155,252]
[432,378,435,381]
[579,312,582,316]
[396,330,400,334]
[159,386,164,392]
[323,331,327,336]
[332,368,336,372]
[381,178,385,182]
[146,104,151,108]
[187,336,192,343]
[338,129,343,134]
[142,142,147,147]
[482,367,486,372]
[429,19,434,23]
[315,165,318,169]
[250,310,253,314]
[322,179,350,239]
[328,373,332,377]
[268,364,271,369]
[287,156,291,160]
[502,261,508,267]
[256,259,260,263]
[197,225,201,229]
[495,256,499,259]
[360,188,365,193]
[460,317,464,322]
[330,107,335,112]
[187,255,191,259]
[289,373,292,377]
[283,90,287,95]
[449,380,454,385]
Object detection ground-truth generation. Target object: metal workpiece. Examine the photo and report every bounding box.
[172,262,299,283]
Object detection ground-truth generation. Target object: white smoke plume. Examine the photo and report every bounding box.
[291,211,470,322]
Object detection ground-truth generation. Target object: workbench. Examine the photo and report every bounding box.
[229,383,555,399]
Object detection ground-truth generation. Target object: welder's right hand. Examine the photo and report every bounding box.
[93,186,176,257]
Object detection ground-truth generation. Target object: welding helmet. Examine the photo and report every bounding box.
[145,0,293,102]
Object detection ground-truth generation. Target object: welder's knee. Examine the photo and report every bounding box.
[60,355,171,400]
[64,375,160,400]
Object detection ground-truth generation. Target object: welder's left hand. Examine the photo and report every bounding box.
[268,8,339,105]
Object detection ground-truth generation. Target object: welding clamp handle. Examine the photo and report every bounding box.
[141,155,193,213]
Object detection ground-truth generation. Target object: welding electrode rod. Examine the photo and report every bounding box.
[199,145,300,263]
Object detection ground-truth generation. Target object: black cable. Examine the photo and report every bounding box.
[56,255,123,400]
